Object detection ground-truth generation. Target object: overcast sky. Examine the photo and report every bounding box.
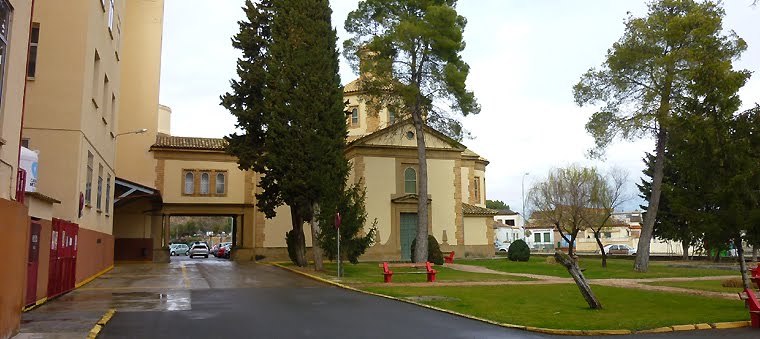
[159,0,760,214]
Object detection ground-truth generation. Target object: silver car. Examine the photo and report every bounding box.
[189,243,209,258]
[169,244,189,256]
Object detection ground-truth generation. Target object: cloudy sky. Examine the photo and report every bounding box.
[159,0,760,214]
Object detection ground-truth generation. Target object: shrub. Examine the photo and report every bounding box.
[285,230,298,265]
[722,278,743,288]
[508,239,530,262]
[411,235,444,265]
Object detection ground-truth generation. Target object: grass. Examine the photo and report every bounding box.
[285,262,534,283]
[363,284,749,330]
[457,257,739,279]
[644,279,746,293]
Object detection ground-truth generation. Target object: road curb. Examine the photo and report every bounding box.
[87,308,116,339]
[272,263,751,335]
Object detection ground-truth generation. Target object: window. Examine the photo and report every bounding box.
[350,107,359,127]
[388,107,396,123]
[184,172,194,195]
[85,152,94,204]
[473,177,481,203]
[96,164,103,209]
[534,232,541,243]
[21,138,29,148]
[110,94,116,128]
[108,0,115,32]
[505,219,515,226]
[216,173,225,194]
[603,232,612,238]
[92,50,100,106]
[0,1,10,106]
[543,232,551,243]
[200,172,210,194]
[102,75,109,118]
[105,174,111,213]
[27,23,39,78]
[404,168,416,194]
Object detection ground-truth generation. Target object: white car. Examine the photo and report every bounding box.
[494,242,510,252]
[601,244,636,255]
[189,243,209,258]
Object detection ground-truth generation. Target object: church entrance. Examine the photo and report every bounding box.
[400,213,417,260]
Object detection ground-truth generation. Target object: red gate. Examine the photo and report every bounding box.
[47,218,78,298]
[26,221,42,306]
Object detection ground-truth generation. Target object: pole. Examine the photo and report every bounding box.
[335,212,341,278]
[522,172,529,239]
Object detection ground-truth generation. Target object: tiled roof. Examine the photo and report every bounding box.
[152,135,227,150]
[462,203,499,216]
[344,78,361,93]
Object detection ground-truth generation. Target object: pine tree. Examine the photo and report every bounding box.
[221,0,348,267]
[317,183,377,264]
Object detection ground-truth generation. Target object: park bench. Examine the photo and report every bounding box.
[750,263,760,290]
[380,262,436,283]
[444,251,455,264]
[740,288,760,329]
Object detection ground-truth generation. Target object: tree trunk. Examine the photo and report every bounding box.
[753,246,758,263]
[555,251,603,309]
[594,231,607,268]
[291,209,307,267]
[412,111,429,263]
[736,238,751,290]
[635,126,667,272]
[682,239,690,261]
[310,202,323,271]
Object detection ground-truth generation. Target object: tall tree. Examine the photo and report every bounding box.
[221,0,349,267]
[344,0,479,263]
[573,0,747,271]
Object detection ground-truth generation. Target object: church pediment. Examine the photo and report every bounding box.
[348,119,466,151]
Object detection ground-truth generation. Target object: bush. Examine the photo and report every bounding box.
[285,230,298,265]
[411,235,444,265]
[508,239,530,262]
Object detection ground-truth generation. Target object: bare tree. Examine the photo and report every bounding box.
[581,168,629,268]
[528,166,596,257]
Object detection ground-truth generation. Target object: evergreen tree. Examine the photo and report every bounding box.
[486,200,510,211]
[317,183,377,264]
[221,0,349,267]
[573,0,748,271]
[344,0,479,263]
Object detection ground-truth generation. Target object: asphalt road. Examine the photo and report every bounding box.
[16,256,760,339]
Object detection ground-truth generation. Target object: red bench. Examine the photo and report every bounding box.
[380,262,436,283]
[444,251,455,264]
[750,263,760,290]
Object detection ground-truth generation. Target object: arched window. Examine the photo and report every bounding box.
[388,108,396,123]
[200,172,210,195]
[184,172,194,194]
[351,107,359,126]
[404,168,416,194]
[216,173,225,194]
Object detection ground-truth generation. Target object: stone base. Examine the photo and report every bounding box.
[231,247,256,261]
[153,249,170,263]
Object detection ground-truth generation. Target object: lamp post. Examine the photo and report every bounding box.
[521,172,529,237]
[115,128,148,138]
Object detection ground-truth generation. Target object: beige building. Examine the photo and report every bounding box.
[0,1,33,337]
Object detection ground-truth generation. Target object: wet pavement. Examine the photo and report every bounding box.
[14,256,760,339]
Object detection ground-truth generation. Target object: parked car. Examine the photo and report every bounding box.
[600,244,636,255]
[217,243,232,259]
[169,244,189,256]
[494,241,509,252]
[189,243,209,258]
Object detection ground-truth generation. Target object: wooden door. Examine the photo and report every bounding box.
[26,222,42,306]
[400,213,417,261]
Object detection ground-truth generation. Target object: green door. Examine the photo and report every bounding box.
[400,213,417,260]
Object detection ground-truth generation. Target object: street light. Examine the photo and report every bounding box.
[115,128,148,138]
[521,172,529,232]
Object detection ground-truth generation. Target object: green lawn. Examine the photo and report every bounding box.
[363,284,749,330]
[644,279,745,293]
[288,262,534,283]
[457,257,739,279]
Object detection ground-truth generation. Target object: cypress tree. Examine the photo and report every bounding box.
[222,0,348,267]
